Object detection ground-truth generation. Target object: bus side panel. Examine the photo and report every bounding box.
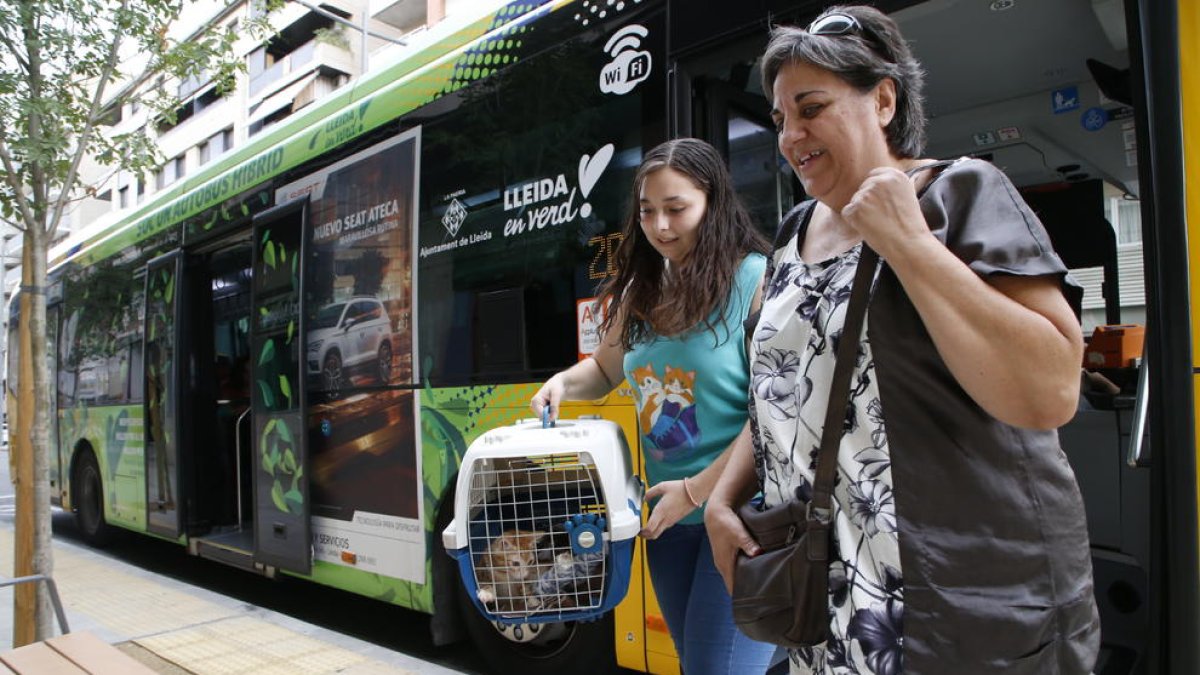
[58,404,146,531]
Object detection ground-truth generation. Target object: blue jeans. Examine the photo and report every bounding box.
[645,523,779,675]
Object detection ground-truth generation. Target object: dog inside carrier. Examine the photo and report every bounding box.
[443,418,641,624]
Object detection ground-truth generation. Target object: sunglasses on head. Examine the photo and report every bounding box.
[807,13,862,36]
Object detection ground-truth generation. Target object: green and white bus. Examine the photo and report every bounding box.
[8,0,1199,672]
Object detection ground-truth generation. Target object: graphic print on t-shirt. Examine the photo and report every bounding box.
[633,363,701,461]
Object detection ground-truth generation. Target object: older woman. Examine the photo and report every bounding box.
[704,5,1099,674]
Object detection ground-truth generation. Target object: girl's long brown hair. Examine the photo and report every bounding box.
[598,138,769,350]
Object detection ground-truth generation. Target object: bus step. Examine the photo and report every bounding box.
[194,534,263,574]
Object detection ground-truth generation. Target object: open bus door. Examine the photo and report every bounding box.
[143,251,187,538]
[249,199,312,575]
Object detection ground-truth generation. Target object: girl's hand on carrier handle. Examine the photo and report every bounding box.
[639,480,696,539]
[530,374,566,423]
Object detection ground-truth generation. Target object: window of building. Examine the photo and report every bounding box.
[156,87,222,134]
[118,186,129,209]
[155,154,188,189]
[199,127,235,166]
[1107,196,1143,245]
[247,9,344,97]
[136,180,145,204]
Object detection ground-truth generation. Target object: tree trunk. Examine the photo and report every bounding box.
[13,222,54,645]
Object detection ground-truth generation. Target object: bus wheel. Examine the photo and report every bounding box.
[322,351,344,393]
[73,450,114,547]
[455,576,616,675]
[376,341,393,384]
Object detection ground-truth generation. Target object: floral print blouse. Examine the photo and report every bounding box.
[750,238,901,675]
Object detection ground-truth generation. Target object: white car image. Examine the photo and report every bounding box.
[307,296,395,391]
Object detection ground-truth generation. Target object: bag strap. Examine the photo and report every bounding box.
[805,160,951,552]
[807,244,877,525]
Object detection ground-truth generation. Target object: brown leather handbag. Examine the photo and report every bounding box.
[730,243,878,648]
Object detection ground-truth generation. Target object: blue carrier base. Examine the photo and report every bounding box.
[449,537,634,625]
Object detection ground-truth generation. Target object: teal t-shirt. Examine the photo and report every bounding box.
[622,253,765,525]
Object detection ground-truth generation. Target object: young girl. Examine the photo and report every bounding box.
[531,138,776,674]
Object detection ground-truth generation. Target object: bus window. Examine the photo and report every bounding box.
[417,12,667,386]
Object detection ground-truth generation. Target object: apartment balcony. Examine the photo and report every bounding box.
[372,0,428,33]
[248,38,356,100]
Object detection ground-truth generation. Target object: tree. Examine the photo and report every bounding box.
[0,0,277,644]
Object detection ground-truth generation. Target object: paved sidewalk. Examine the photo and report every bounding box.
[0,523,465,674]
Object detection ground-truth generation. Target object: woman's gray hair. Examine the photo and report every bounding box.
[760,5,927,158]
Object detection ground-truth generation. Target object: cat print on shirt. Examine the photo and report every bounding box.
[631,364,664,434]
[635,363,701,461]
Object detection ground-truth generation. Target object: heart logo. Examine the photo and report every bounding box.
[578,144,615,199]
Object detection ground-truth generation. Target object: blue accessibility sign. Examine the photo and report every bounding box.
[1052,86,1080,114]
[1081,106,1108,131]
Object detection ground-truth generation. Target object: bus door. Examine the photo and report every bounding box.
[249,198,312,574]
[143,251,188,538]
[696,75,798,236]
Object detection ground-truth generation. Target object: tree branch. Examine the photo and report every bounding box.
[0,29,31,74]
[47,0,129,240]
[0,136,35,232]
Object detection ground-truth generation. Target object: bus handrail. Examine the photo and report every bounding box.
[235,407,252,532]
[1127,353,1150,468]
[0,574,71,635]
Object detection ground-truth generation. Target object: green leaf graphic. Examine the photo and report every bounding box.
[259,339,276,365]
[257,380,276,408]
[284,489,304,514]
[271,480,288,511]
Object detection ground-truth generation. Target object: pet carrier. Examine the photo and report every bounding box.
[442,416,643,624]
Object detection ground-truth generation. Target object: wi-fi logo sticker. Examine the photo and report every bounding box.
[600,24,652,95]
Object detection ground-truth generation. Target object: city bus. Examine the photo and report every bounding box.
[5,0,1196,672]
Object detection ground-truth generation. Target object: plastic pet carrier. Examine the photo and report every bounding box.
[442,416,642,624]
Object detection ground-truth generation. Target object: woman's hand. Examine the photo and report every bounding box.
[530,373,566,422]
[704,501,761,594]
[841,166,930,260]
[639,480,696,539]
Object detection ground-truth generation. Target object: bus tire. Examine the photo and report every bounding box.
[455,573,617,675]
[376,341,393,384]
[431,486,466,646]
[322,351,344,393]
[73,450,114,547]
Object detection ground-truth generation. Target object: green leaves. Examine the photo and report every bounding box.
[260,415,304,515]
[278,374,292,407]
[0,0,280,238]
[258,337,276,365]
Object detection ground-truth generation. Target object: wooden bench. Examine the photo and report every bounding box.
[0,574,157,673]
[0,631,157,674]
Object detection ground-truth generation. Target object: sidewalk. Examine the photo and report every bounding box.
[0,522,466,674]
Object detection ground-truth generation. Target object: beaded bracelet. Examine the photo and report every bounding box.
[682,476,703,508]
